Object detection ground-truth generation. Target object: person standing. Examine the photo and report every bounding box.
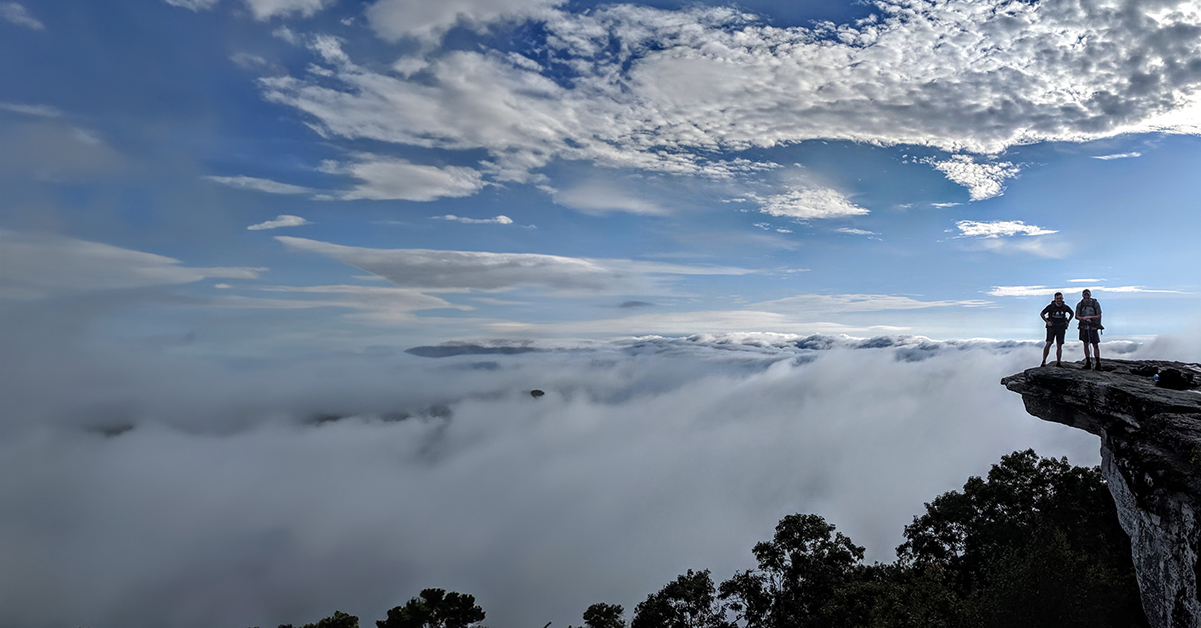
[1076,289,1103,370]
[1040,292,1073,367]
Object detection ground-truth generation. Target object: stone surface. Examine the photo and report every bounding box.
[1003,359,1201,628]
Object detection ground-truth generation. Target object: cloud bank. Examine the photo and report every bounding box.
[1,329,1170,628]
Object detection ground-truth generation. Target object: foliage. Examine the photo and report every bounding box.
[376,589,486,628]
[279,610,359,628]
[569,602,627,628]
[631,570,730,628]
[718,514,864,628]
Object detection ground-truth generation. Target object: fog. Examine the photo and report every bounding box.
[0,330,1172,628]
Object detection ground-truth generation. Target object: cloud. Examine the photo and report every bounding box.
[218,284,473,324]
[0,102,60,117]
[276,236,754,295]
[550,181,669,216]
[752,186,869,220]
[319,157,486,202]
[925,156,1020,201]
[432,215,514,225]
[257,1,1201,186]
[757,293,992,314]
[0,331,1123,628]
[206,175,316,195]
[365,0,566,43]
[0,2,43,29]
[164,0,335,19]
[954,220,1057,238]
[1069,278,1104,283]
[1092,152,1142,160]
[248,215,311,230]
[835,228,876,236]
[987,285,1185,297]
[0,230,264,297]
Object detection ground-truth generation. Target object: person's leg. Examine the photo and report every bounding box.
[1042,340,1052,366]
[1082,339,1092,368]
[1055,340,1063,365]
[1093,341,1101,369]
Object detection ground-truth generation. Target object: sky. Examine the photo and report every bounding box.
[3,0,1201,626]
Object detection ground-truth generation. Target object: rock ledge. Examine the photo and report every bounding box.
[1003,359,1201,628]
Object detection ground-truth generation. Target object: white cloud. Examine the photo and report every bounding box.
[259,1,1201,184]
[1069,278,1103,283]
[248,215,311,230]
[0,335,1110,628]
[835,228,876,236]
[0,102,60,117]
[756,293,992,314]
[219,284,472,324]
[925,156,1020,201]
[954,220,1057,238]
[0,2,43,29]
[550,181,669,215]
[277,236,753,294]
[987,285,1185,297]
[366,0,566,43]
[752,186,869,220]
[164,0,335,19]
[0,230,264,297]
[206,175,316,195]
[432,215,514,225]
[319,157,486,201]
[1093,152,1142,160]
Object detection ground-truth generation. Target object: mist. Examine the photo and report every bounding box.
[0,330,1160,628]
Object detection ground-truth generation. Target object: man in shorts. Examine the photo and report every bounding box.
[1040,291,1073,367]
[1076,289,1103,370]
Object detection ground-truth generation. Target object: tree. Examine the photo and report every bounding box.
[376,589,486,628]
[569,602,626,628]
[279,610,360,628]
[896,449,1145,627]
[632,570,730,628]
[718,514,864,628]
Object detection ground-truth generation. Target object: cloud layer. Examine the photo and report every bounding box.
[1,330,1163,628]
[258,0,1201,190]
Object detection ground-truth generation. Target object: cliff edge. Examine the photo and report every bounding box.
[1003,359,1201,628]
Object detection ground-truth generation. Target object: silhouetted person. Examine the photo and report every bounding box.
[1040,291,1073,367]
[1076,289,1103,369]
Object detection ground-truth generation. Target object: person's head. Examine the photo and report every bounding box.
[1054,291,1063,304]
[1082,289,1092,300]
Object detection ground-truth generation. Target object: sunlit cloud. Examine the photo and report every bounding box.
[248,215,311,230]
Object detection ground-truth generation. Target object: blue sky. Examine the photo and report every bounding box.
[5,0,1201,357]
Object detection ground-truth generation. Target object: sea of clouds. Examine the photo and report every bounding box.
[4,330,1195,628]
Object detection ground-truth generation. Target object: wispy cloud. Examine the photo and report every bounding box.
[276,236,754,294]
[1,2,44,30]
[954,220,1057,238]
[432,215,514,225]
[987,285,1186,297]
[1092,152,1141,160]
[835,228,876,236]
[0,230,264,298]
[248,215,310,231]
[319,157,486,202]
[0,102,60,117]
[206,175,316,195]
[164,0,335,20]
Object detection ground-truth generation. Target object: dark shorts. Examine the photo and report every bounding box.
[1079,328,1100,344]
[1045,326,1066,344]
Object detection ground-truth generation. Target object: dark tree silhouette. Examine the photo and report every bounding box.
[632,570,730,628]
[376,589,486,628]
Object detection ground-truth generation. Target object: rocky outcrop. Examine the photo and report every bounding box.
[1003,359,1201,628]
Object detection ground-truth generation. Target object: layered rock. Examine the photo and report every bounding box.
[1003,359,1201,628]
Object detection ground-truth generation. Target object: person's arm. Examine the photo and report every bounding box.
[1041,305,1052,326]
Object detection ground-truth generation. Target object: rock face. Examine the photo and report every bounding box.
[1003,359,1201,628]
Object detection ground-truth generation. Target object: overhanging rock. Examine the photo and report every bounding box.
[1003,359,1201,628]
